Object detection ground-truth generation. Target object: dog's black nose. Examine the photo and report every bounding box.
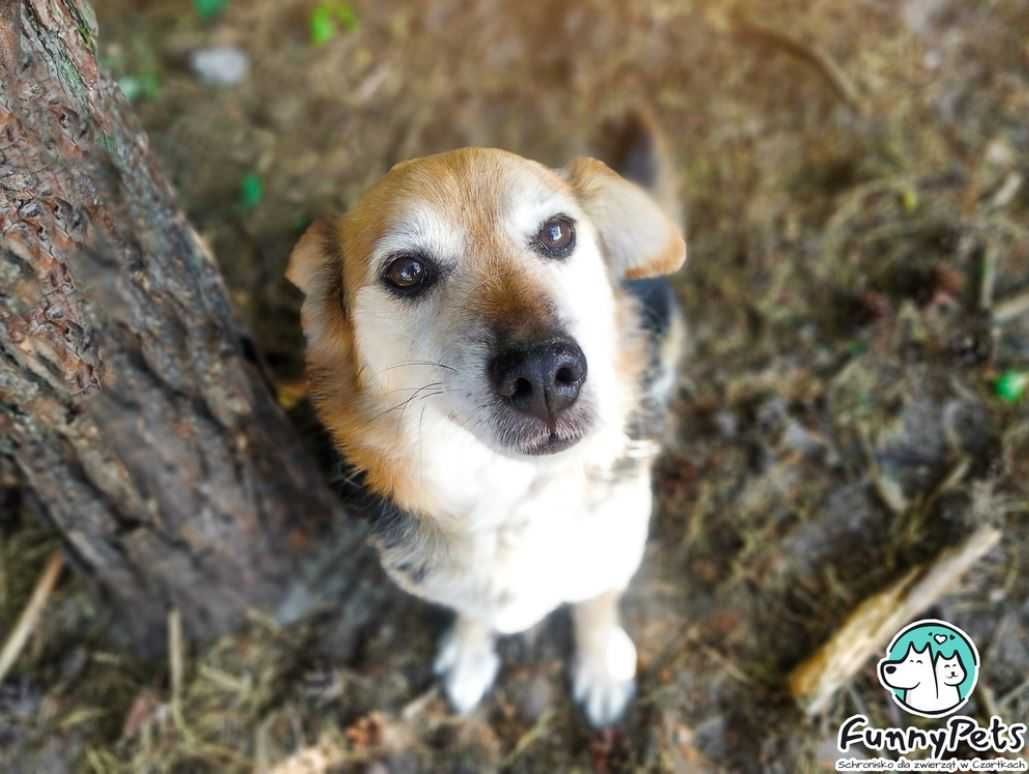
[490,339,587,424]
[885,665,896,674]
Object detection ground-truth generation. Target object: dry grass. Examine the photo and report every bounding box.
[2,0,1028,771]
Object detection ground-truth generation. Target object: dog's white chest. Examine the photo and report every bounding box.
[422,459,652,634]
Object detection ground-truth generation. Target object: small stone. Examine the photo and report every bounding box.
[189,46,249,87]
[782,421,823,456]
[985,138,1016,167]
[713,410,738,438]
[512,673,553,721]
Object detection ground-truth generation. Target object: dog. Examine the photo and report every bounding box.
[879,642,969,715]
[880,643,937,712]
[286,114,686,726]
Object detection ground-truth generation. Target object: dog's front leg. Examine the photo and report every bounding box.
[572,589,638,727]
[433,614,499,714]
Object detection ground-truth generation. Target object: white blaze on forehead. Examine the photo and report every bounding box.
[368,199,467,275]
[500,164,582,245]
[473,158,627,459]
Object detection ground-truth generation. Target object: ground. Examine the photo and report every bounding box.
[1,0,1028,771]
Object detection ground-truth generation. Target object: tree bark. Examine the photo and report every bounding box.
[0,0,382,655]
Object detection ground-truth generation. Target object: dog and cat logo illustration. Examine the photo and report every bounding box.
[878,619,980,718]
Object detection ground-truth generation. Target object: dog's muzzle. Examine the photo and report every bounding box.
[489,337,587,424]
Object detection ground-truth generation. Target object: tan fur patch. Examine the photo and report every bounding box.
[471,260,557,342]
[622,237,686,280]
[613,290,648,413]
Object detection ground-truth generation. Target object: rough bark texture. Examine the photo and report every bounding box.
[0,0,382,654]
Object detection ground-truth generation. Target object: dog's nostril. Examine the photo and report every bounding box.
[490,338,586,424]
[512,377,533,400]
[885,666,896,674]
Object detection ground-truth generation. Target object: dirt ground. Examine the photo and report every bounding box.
[2,0,1028,771]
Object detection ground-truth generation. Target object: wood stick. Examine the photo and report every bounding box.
[980,246,999,311]
[731,15,864,115]
[0,549,64,684]
[992,288,1029,323]
[789,525,1001,715]
[169,608,186,732]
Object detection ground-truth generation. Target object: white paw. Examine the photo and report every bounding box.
[433,624,500,715]
[573,626,638,727]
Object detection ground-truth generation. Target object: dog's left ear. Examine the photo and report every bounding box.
[287,218,349,343]
[564,157,686,280]
[286,219,334,297]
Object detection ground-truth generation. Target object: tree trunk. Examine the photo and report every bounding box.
[0,0,382,655]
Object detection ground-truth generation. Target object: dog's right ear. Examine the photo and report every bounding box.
[564,157,686,281]
[286,219,334,297]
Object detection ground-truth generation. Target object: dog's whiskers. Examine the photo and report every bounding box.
[382,360,458,374]
[367,381,445,424]
[381,382,445,395]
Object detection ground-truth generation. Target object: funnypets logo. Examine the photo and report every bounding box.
[878,619,979,718]
[836,619,1027,772]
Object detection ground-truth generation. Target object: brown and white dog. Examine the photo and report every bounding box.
[287,116,686,726]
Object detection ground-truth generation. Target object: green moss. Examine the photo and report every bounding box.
[63,1,99,54]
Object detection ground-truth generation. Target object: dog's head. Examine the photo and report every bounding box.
[287,148,684,504]
[879,643,933,691]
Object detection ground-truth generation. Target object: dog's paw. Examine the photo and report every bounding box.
[573,626,637,727]
[433,624,499,715]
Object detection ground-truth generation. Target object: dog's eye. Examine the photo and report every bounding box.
[382,254,435,297]
[533,215,576,258]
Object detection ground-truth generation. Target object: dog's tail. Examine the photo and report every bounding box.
[592,108,688,425]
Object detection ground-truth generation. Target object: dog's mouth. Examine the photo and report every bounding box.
[521,430,584,456]
[491,403,594,457]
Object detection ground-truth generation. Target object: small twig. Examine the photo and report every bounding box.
[978,680,1001,719]
[0,549,63,684]
[846,684,869,719]
[979,246,998,311]
[922,456,971,516]
[400,685,439,721]
[998,675,1029,711]
[701,644,760,687]
[992,287,1029,323]
[732,15,864,114]
[168,608,187,732]
[501,709,554,767]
